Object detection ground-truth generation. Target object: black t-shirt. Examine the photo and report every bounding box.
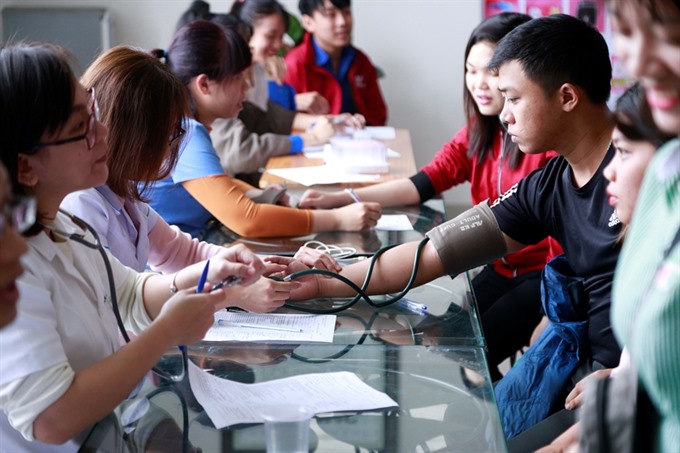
[491,146,622,367]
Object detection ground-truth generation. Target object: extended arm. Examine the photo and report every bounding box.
[182,175,381,237]
[299,178,421,209]
[31,287,224,444]
[292,203,526,300]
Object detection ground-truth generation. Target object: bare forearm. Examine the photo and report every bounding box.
[354,179,421,207]
[33,323,175,444]
[320,241,445,296]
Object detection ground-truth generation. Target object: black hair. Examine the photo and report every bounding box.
[176,0,214,32]
[166,20,252,115]
[464,12,532,168]
[231,0,290,31]
[489,14,611,105]
[0,42,76,195]
[614,83,674,148]
[299,0,350,16]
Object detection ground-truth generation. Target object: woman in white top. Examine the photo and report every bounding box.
[0,42,265,451]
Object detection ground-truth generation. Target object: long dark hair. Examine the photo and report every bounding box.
[82,46,190,202]
[614,83,674,148]
[165,20,252,117]
[463,13,531,168]
[0,42,76,195]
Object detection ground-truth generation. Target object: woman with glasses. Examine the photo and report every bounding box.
[61,45,340,312]
[144,20,381,239]
[0,42,266,450]
[0,163,31,329]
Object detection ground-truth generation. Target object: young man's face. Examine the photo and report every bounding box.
[303,0,352,54]
[497,60,564,155]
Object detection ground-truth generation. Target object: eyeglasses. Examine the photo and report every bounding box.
[169,121,186,146]
[29,87,100,152]
[0,196,37,236]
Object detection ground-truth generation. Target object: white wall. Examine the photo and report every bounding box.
[0,0,481,207]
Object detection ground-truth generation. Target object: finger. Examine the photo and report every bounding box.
[263,262,288,275]
[264,255,296,266]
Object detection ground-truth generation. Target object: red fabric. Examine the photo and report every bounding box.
[284,33,387,126]
[422,126,559,278]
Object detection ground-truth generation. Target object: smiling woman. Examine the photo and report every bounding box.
[0,41,265,451]
[144,19,381,239]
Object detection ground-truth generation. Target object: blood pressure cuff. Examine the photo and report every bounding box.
[426,202,507,277]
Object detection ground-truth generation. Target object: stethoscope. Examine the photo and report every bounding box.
[42,210,187,382]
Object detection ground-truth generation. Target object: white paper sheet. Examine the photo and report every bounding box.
[203,312,337,343]
[188,361,398,428]
[304,145,399,159]
[349,126,397,140]
[266,166,380,186]
[375,214,414,231]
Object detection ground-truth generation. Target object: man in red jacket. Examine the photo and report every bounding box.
[284,0,388,126]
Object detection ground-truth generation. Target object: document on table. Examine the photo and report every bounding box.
[346,126,397,140]
[266,165,380,186]
[304,145,399,159]
[375,214,414,231]
[203,312,336,343]
[188,361,398,428]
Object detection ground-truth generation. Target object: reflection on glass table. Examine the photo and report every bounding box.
[272,273,485,349]
[87,344,506,452]
[202,199,446,255]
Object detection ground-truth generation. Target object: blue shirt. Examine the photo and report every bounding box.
[267,80,297,111]
[312,36,357,114]
[145,119,224,237]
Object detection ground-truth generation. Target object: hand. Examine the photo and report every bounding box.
[336,202,382,231]
[288,273,323,301]
[295,91,330,115]
[299,189,352,209]
[208,244,265,288]
[156,289,221,346]
[293,246,342,272]
[264,56,287,85]
[262,255,316,278]
[222,277,300,312]
[564,368,613,410]
[306,116,334,145]
[332,113,366,130]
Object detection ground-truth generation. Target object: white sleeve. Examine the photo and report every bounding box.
[0,364,74,441]
[108,252,155,334]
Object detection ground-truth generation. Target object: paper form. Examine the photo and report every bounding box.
[203,312,336,343]
[375,214,414,231]
[188,361,398,428]
[266,166,380,186]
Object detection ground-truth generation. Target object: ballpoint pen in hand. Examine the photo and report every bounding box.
[180,260,211,353]
[211,275,242,291]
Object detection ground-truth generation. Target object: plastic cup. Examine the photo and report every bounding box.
[261,404,312,453]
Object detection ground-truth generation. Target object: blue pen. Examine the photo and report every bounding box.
[396,298,427,313]
[179,260,210,354]
[196,260,210,294]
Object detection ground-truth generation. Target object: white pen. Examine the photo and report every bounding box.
[345,187,362,203]
[217,319,303,332]
[396,299,427,313]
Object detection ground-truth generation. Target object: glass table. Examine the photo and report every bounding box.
[202,199,446,256]
[83,273,507,452]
